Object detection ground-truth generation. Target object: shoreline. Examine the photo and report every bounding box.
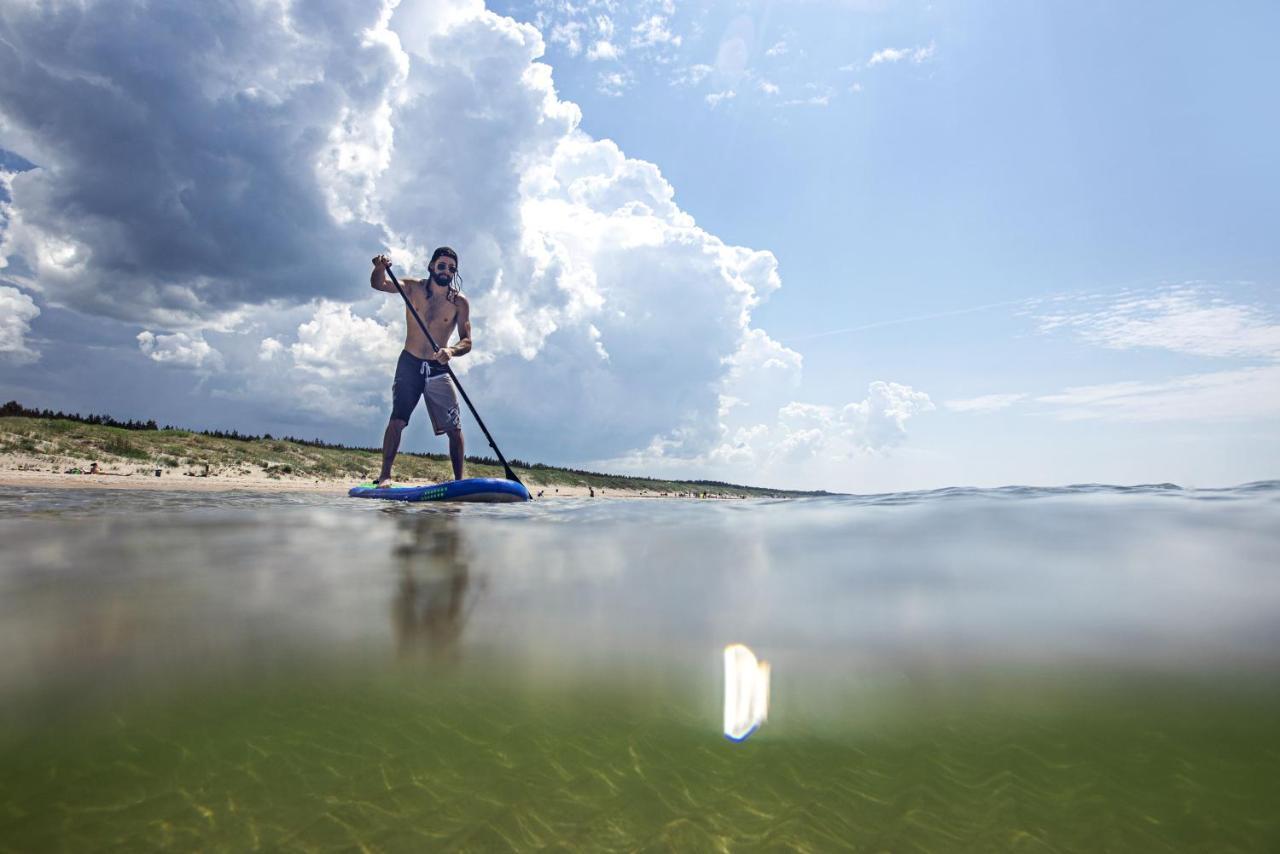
[1,415,813,499]
[0,468,683,499]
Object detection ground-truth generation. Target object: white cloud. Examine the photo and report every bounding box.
[631,15,681,49]
[586,40,621,61]
[945,393,1026,413]
[782,94,831,107]
[671,64,713,87]
[603,380,935,481]
[283,301,400,380]
[597,70,632,97]
[1037,287,1280,360]
[706,90,736,107]
[720,327,803,422]
[0,285,40,364]
[765,40,788,57]
[259,337,284,361]
[868,41,936,66]
[536,4,684,69]
[136,330,223,371]
[845,381,937,451]
[1021,287,1280,423]
[549,21,585,56]
[233,299,400,420]
[758,80,780,95]
[1036,366,1280,423]
[594,14,615,40]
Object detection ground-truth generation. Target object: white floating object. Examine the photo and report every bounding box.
[723,643,770,742]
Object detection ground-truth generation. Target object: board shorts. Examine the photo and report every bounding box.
[391,350,462,435]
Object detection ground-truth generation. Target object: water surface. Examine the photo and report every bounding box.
[2,484,1278,851]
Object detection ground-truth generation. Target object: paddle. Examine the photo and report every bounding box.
[383,261,526,489]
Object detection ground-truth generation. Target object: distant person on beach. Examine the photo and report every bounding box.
[371,248,472,487]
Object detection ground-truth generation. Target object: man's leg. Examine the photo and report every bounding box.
[446,428,465,480]
[378,418,408,486]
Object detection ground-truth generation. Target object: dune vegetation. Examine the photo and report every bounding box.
[0,407,827,498]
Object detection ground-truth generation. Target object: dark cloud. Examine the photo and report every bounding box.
[0,0,392,322]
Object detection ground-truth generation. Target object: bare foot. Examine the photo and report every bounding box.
[374,477,393,489]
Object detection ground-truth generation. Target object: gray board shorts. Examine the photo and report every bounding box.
[391,350,462,435]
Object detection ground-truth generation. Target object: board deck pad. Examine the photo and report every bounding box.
[348,477,530,503]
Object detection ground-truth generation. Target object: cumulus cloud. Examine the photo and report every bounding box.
[284,301,401,380]
[765,40,788,57]
[137,330,223,371]
[868,41,936,66]
[605,380,935,482]
[586,40,621,61]
[0,285,39,364]
[0,0,930,477]
[844,381,936,451]
[706,90,736,107]
[259,337,284,362]
[234,299,400,420]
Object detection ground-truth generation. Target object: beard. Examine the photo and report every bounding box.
[432,272,453,287]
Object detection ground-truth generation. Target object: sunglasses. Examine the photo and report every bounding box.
[434,262,457,273]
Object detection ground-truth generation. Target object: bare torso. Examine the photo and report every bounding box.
[403,282,465,359]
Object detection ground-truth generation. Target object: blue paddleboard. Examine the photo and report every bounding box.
[348,477,530,503]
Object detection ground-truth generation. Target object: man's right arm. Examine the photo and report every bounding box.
[370,254,422,293]
[371,255,397,292]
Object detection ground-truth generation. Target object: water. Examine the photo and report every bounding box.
[1,484,1279,851]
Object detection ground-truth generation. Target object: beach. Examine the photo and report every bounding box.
[0,417,794,499]
[0,460,669,499]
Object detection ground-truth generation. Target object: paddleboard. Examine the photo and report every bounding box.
[348,477,530,503]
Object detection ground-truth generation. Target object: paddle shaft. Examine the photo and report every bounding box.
[384,264,524,488]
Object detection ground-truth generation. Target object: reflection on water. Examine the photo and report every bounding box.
[391,514,476,663]
[1,484,1279,851]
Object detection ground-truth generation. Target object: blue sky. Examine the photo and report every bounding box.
[1,0,1277,491]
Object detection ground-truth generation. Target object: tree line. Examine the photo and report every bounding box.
[1,400,377,452]
[2,400,159,432]
[4,400,492,466]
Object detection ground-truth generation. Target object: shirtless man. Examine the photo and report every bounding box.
[370,247,472,486]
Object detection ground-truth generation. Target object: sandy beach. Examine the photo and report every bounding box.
[0,460,665,499]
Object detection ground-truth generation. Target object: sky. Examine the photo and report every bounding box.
[1,0,1277,493]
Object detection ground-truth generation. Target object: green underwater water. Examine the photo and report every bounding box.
[2,485,1280,851]
[3,666,1278,852]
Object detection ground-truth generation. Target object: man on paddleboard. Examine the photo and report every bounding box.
[370,247,471,486]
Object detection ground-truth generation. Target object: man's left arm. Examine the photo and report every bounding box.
[439,297,472,362]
